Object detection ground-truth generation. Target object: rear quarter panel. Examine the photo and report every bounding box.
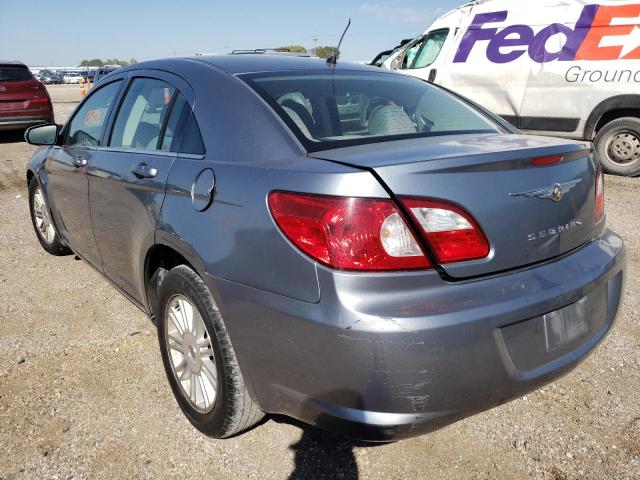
[157,61,390,303]
[159,157,388,303]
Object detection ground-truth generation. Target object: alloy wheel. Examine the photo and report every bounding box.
[164,294,218,413]
[32,187,56,245]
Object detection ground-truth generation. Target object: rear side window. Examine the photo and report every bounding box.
[180,116,205,155]
[110,78,175,150]
[0,66,33,82]
[161,93,205,155]
[64,81,122,147]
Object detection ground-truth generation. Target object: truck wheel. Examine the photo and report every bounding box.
[594,117,640,177]
[157,265,264,438]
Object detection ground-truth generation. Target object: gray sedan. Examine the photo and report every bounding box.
[24,55,626,441]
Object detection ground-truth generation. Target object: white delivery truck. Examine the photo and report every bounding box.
[383,0,640,176]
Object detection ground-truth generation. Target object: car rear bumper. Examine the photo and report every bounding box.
[207,228,626,441]
[0,115,54,131]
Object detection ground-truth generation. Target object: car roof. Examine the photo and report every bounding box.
[193,54,378,74]
[122,55,381,76]
[0,60,27,67]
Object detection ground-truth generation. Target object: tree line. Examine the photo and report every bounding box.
[276,45,340,59]
[78,58,138,67]
[78,46,340,67]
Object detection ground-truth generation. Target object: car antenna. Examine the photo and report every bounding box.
[326,18,351,65]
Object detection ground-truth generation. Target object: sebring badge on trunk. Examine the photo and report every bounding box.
[528,219,583,242]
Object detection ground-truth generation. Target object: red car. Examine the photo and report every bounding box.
[0,60,54,131]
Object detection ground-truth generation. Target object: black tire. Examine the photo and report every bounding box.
[594,117,640,177]
[28,177,72,256]
[157,265,264,438]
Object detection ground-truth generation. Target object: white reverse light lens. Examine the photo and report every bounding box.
[380,212,423,257]
[411,207,472,233]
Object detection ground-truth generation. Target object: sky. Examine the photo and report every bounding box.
[0,0,461,66]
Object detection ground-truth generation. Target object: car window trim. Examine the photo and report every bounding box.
[178,152,206,160]
[61,78,125,148]
[157,90,180,151]
[93,146,177,157]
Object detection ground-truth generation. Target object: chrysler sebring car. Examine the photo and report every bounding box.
[24,55,625,441]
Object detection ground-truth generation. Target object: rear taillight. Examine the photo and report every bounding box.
[595,167,605,221]
[401,198,490,264]
[30,97,50,103]
[268,191,430,271]
[532,154,563,167]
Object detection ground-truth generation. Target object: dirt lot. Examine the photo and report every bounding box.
[0,85,638,479]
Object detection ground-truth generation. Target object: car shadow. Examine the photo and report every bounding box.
[286,424,360,479]
[265,391,392,480]
[0,130,26,144]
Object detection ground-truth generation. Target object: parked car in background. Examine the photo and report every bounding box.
[38,69,62,85]
[93,65,120,83]
[79,70,95,82]
[0,60,54,131]
[384,0,640,176]
[23,55,625,441]
[63,72,84,84]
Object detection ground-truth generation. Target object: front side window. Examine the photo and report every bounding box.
[64,80,122,147]
[403,30,449,70]
[110,78,176,150]
[242,71,498,152]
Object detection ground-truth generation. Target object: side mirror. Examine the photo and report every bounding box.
[25,124,59,146]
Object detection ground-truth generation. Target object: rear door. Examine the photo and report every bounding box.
[45,79,123,268]
[88,71,192,304]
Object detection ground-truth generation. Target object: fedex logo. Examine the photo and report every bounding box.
[454,4,640,63]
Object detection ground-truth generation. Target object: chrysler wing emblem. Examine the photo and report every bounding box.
[510,179,582,202]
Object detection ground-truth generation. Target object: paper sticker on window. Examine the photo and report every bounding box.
[84,108,103,127]
[164,88,171,104]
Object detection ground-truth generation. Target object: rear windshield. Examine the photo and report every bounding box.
[0,66,33,82]
[240,70,498,151]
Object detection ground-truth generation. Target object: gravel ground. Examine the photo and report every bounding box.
[0,86,638,479]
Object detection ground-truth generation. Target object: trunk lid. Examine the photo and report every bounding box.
[311,133,602,278]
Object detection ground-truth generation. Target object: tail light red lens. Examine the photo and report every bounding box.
[30,97,50,103]
[268,191,430,271]
[401,198,490,264]
[595,167,605,221]
[532,154,563,167]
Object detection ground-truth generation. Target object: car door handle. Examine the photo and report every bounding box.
[72,156,87,167]
[131,163,158,179]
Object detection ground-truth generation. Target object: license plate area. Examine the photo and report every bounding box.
[543,295,592,352]
[498,286,608,373]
